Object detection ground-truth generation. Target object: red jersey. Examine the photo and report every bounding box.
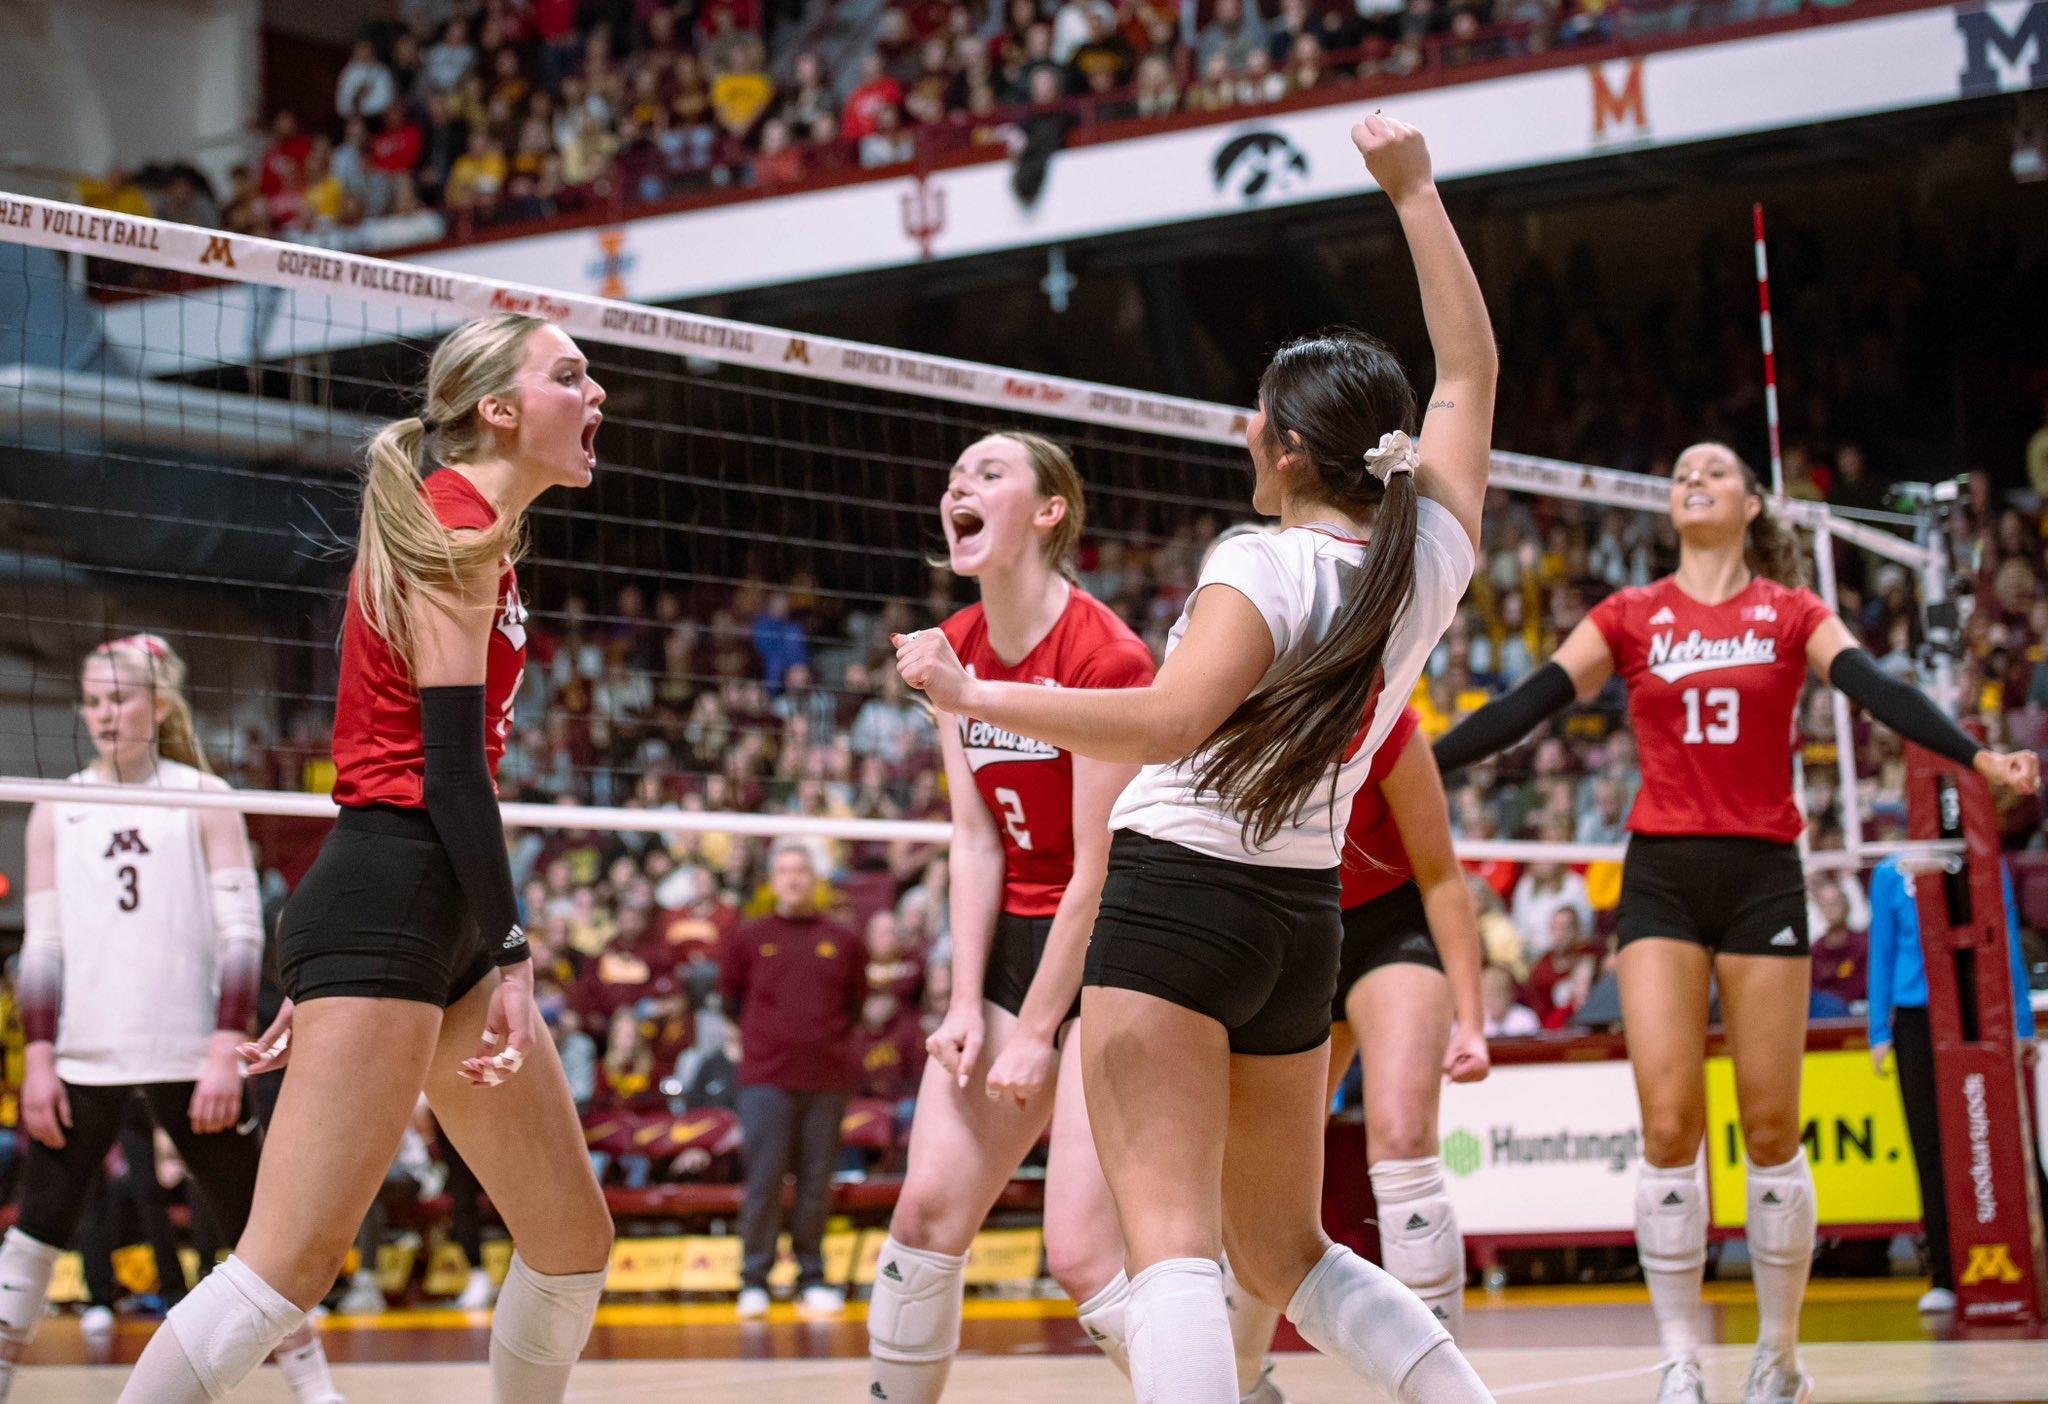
[1340,706,1421,909]
[942,588,1155,918]
[1589,576,1830,843]
[330,471,526,808]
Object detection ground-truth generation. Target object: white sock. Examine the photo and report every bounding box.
[1287,1242,1483,1402]
[1219,1251,1281,1399]
[117,1255,304,1403]
[1074,1271,1133,1378]
[1127,1258,1237,1404]
[1370,1156,1467,1338]
[867,1238,968,1404]
[273,1323,339,1401]
[1635,1159,1707,1363]
[1746,1149,1816,1360]
[488,1254,607,1404]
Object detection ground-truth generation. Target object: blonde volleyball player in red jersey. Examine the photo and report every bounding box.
[5,636,340,1404]
[1326,702,1488,1336]
[868,432,1282,1404]
[121,313,615,1404]
[1435,443,2040,1404]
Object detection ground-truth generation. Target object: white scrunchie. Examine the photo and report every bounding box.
[1364,430,1420,484]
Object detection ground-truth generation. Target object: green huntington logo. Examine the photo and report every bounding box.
[1441,1128,1482,1178]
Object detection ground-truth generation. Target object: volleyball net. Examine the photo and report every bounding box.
[0,194,1938,886]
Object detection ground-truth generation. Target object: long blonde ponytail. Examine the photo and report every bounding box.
[88,634,211,773]
[358,313,545,672]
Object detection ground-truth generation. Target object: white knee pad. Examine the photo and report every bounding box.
[491,1253,607,1366]
[1370,1158,1465,1300]
[1633,1162,1708,1275]
[1287,1242,1449,1396]
[165,1255,305,1400]
[1745,1150,1817,1268]
[0,1229,60,1349]
[1075,1271,1133,1376]
[866,1238,966,1364]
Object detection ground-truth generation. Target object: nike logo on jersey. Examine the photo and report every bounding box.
[957,716,1059,772]
[1649,607,1676,626]
[66,812,91,824]
[1646,629,1778,683]
[1769,928,1798,947]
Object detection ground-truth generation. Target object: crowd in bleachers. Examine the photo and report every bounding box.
[74,0,1849,248]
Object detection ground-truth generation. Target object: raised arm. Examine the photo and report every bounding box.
[1380,731,1489,1083]
[930,713,1005,1088]
[1355,115,1497,553]
[893,585,1275,766]
[1435,616,1615,776]
[191,780,266,1132]
[1806,613,2040,795]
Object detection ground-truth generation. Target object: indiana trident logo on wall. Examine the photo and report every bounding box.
[1212,131,1309,203]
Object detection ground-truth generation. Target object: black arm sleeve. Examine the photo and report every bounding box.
[1829,647,1983,770]
[1432,661,1578,776]
[420,686,529,966]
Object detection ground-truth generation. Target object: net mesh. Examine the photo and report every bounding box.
[0,197,1930,883]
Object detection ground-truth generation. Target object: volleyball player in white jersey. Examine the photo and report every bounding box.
[896,116,1496,1403]
[2,636,342,1403]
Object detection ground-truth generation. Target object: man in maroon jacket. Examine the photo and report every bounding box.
[721,841,866,1318]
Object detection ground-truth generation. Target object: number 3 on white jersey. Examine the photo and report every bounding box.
[1681,687,1740,744]
[993,787,1033,851]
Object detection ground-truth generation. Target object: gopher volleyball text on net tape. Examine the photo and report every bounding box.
[0,197,1935,875]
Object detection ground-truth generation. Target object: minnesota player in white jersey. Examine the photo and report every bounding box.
[897,117,1496,1403]
[0,636,342,1402]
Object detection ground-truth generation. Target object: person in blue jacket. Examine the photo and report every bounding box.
[1867,853,2038,1315]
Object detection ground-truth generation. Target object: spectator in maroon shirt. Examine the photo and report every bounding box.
[855,991,927,1105]
[720,841,866,1314]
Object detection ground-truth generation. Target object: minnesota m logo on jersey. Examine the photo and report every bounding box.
[103,828,151,858]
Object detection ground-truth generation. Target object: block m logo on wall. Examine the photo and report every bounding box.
[1957,0,2048,96]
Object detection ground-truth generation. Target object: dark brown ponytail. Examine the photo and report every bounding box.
[1192,331,1420,849]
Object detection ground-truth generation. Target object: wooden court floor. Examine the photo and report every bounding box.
[28,1281,2048,1402]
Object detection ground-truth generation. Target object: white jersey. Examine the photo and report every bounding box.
[1110,496,1475,868]
[49,760,222,1084]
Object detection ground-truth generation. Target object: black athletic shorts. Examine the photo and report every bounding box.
[1332,881,1443,1022]
[1614,834,1809,957]
[1083,830,1341,1056]
[984,912,1080,1027]
[278,805,496,1006]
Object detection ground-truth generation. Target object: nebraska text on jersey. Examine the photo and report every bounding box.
[1646,628,1778,683]
[958,715,1060,771]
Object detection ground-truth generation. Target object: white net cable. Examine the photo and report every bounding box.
[0,196,1932,875]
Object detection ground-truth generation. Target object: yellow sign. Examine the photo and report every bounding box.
[607,1237,689,1293]
[1961,1243,2024,1286]
[677,1236,743,1293]
[965,1229,1045,1286]
[1707,1049,1921,1227]
[423,1241,475,1297]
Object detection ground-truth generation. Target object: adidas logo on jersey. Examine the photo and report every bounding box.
[1404,1213,1430,1231]
[1761,1190,1782,1205]
[1646,628,1778,683]
[1769,928,1798,948]
[1661,1191,1685,1207]
[871,1384,890,1399]
[502,923,527,950]
[1649,606,1677,626]
[881,1261,903,1283]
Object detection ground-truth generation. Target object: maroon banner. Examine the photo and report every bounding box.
[1904,746,2048,1327]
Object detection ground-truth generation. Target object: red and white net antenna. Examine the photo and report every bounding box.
[1753,202,1785,498]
